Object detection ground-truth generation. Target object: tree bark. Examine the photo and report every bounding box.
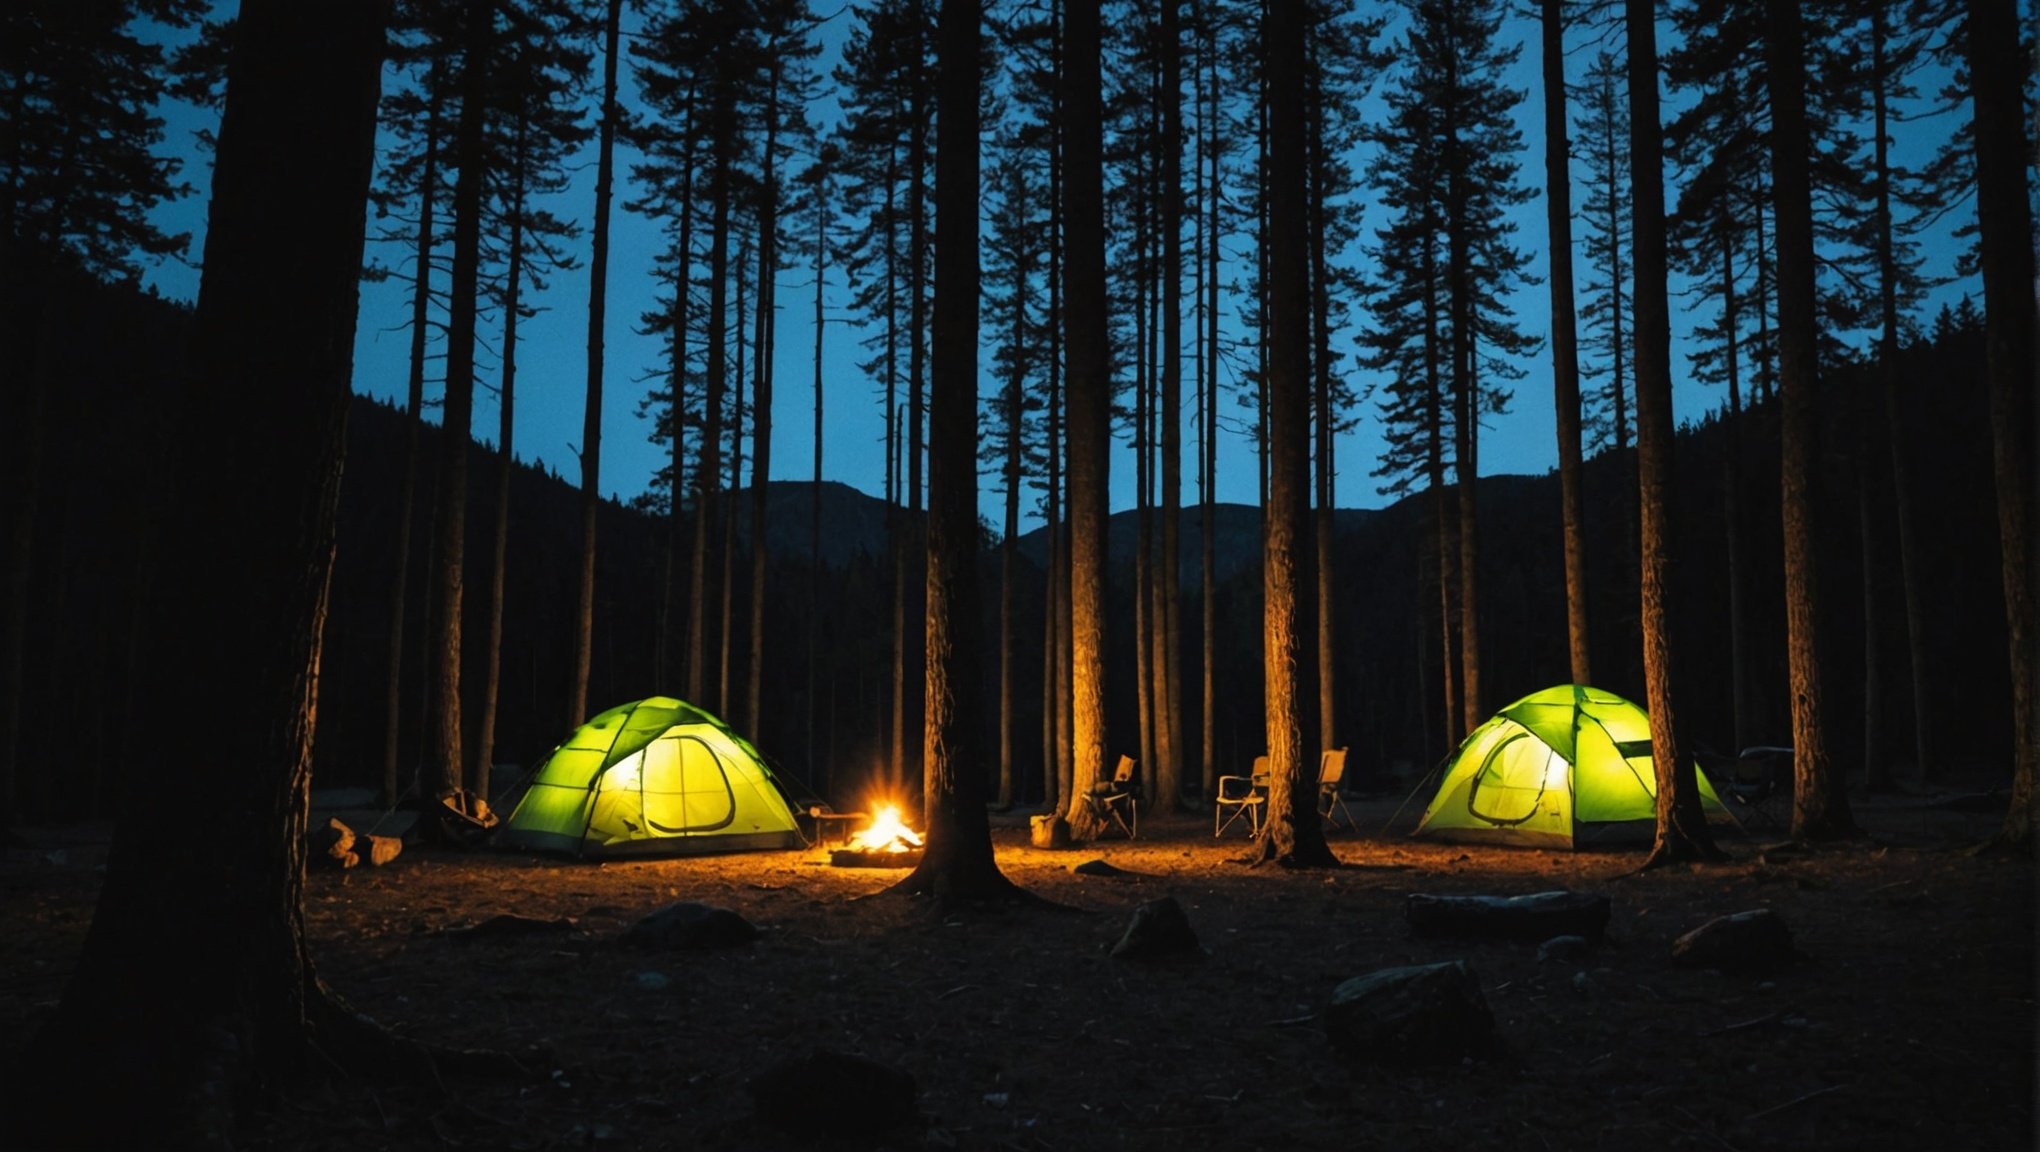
[1541,0,1591,687]
[570,0,621,728]
[20,3,396,1140]
[1064,0,1110,838]
[890,0,1020,900]
[1159,0,1185,813]
[1767,0,1854,841]
[1963,0,2038,845]
[748,55,783,740]
[688,89,734,709]
[1631,0,1721,866]
[383,63,441,809]
[427,0,494,809]
[1254,0,1335,868]
[475,119,526,801]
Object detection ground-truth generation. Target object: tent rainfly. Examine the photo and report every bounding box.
[1413,684,1737,849]
[497,696,803,858]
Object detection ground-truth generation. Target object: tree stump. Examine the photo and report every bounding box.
[1030,814,1071,849]
[1405,889,1612,941]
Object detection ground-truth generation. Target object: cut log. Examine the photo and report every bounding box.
[1030,814,1071,849]
[1405,890,1612,941]
[1323,960,1495,1064]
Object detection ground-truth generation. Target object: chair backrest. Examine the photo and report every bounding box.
[1113,754,1136,784]
[1319,748,1348,788]
[1251,754,1269,780]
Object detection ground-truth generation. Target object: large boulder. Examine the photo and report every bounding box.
[623,902,759,951]
[1405,889,1612,941]
[1110,896,1200,960]
[1324,960,1495,1065]
[748,1049,918,1139]
[1670,909,1797,974]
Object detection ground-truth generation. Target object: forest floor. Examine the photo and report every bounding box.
[1,773,2033,1152]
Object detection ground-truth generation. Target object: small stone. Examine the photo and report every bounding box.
[1537,935,1591,963]
[1671,909,1797,974]
[1324,960,1495,1065]
[983,1092,1010,1108]
[634,971,672,992]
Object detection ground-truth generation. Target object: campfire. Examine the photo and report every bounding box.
[829,804,923,868]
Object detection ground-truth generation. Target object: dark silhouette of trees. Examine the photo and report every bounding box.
[475,0,591,794]
[14,3,426,1141]
[1576,50,1632,457]
[0,0,203,827]
[1628,0,1721,866]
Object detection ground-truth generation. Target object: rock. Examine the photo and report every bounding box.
[749,1049,918,1139]
[1671,909,1797,974]
[1030,814,1071,849]
[633,971,672,992]
[624,902,759,950]
[1071,858,1138,878]
[1405,890,1611,941]
[1110,896,1200,960]
[1537,935,1592,963]
[451,914,578,941]
[1323,960,1495,1065]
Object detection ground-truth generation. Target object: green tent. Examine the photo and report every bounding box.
[497,696,803,858]
[1412,684,1737,849]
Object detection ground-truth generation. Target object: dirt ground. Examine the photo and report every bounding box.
[2,782,2034,1152]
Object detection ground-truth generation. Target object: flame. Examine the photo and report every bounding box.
[847,804,924,854]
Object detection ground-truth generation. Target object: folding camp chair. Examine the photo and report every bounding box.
[1215,755,1270,837]
[1316,748,1354,831]
[1085,754,1139,839]
[1725,746,1793,832]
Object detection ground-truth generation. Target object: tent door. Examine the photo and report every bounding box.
[639,734,738,834]
[1465,731,1561,827]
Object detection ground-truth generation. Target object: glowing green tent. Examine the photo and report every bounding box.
[1413,685,1737,849]
[497,696,803,858]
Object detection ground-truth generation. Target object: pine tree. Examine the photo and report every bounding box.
[1539,0,1592,688]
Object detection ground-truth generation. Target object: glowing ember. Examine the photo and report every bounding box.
[846,805,924,854]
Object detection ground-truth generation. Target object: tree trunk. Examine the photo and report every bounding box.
[1964,0,2038,845]
[1308,40,1335,758]
[474,121,526,802]
[383,63,441,809]
[1631,0,1720,866]
[1720,205,1753,754]
[663,91,697,694]
[1255,0,1335,868]
[427,0,494,809]
[1541,0,1591,687]
[1767,0,1854,841]
[998,214,1027,810]
[1201,7,1220,800]
[1159,0,1184,813]
[1064,0,1109,838]
[890,0,1019,901]
[20,3,395,1140]
[687,96,731,710]
[809,155,829,795]
[570,0,621,728]
[748,61,782,741]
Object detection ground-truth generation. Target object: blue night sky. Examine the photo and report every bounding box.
[136,3,1988,535]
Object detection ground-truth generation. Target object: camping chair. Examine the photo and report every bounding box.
[1725,745,1793,832]
[1084,754,1139,839]
[1316,748,1354,831]
[1215,755,1270,837]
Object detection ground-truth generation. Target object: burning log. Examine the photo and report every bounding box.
[828,806,924,869]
